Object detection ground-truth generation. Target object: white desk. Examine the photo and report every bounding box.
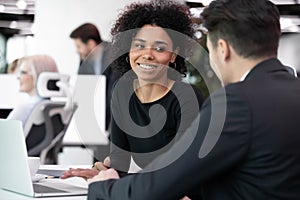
[0,165,89,200]
[37,165,91,176]
[0,189,87,200]
[0,74,30,109]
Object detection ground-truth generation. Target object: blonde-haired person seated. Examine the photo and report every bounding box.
[7,55,58,128]
[7,58,20,74]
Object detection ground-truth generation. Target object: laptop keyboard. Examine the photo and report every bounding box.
[33,183,67,193]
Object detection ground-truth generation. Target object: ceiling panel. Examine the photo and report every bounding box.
[1,0,300,37]
[0,0,35,36]
[186,0,300,33]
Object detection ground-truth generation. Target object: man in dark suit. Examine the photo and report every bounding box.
[87,0,300,199]
[70,23,121,130]
[70,23,104,75]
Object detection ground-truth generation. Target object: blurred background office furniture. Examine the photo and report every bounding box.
[0,74,109,165]
[24,72,76,164]
[60,75,109,165]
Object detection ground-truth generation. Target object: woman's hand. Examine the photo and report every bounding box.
[88,168,120,184]
[92,156,111,171]
[60,167,100,180]
[60,156,111,180]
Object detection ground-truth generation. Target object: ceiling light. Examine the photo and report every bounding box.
[202,0,213,6]
[0,5,5,12]
[287,26,300,32]
[190,7,203,17]
[16,0,27,10]
[10,21,18,29]
[30,24,37,34]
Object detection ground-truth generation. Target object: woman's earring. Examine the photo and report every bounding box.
[172,62,177,69]
[126,56,129,64]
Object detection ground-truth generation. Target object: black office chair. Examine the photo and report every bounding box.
[24,72,77,164]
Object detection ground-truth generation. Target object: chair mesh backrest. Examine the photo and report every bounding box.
[25,101,65,152]
[24,72,72,135]
[24,72,75,163]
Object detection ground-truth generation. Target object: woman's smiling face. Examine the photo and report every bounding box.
[129,25,177,83]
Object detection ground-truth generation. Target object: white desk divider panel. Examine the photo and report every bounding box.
[63,75,108,146]
[0,74,30,109]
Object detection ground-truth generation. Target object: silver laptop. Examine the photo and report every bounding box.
[0,119,87,197]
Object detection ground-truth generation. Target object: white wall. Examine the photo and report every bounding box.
[278,33,300,72]
[6,36,36,64]
[34,0,143,75]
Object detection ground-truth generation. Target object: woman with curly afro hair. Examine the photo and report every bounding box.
[110,0,195,77]
[61,0,204,187]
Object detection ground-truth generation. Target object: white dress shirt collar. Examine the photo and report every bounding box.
[240,70,250,81]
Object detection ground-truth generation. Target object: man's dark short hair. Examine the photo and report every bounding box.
[201,0,281,59]
[70,23,102,44]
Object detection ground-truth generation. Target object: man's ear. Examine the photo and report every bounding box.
[170,47,179,63]
[87,39,97,49]
[217,39,230,61]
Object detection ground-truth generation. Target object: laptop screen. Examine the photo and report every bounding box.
[0,119,35,196]
[0,119,87,198]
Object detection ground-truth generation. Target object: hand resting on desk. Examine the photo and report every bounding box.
[87,168,120,184]
[61,156,111,180]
